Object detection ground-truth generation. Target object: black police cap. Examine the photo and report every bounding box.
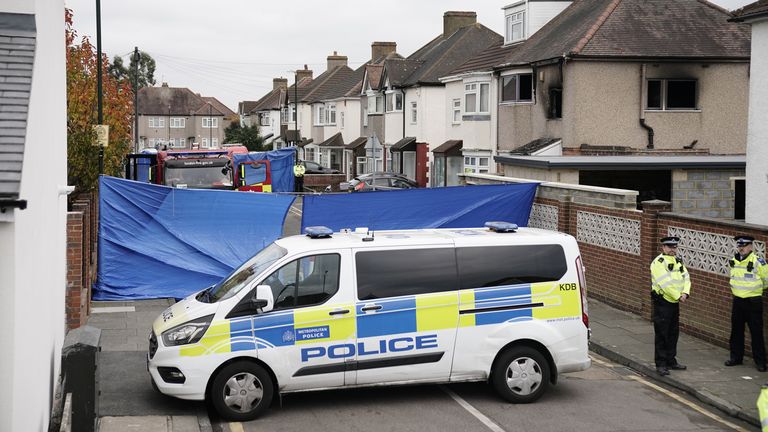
[660,236,680,246]
[734,235,754,246]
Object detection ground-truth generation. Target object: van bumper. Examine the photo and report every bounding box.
[147,350,211,401]
[557,357,591,374]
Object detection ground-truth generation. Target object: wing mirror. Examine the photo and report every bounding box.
[252,285,274,313]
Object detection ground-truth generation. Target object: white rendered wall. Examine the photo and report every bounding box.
[0,0,67,431]
[746,20,768,224]
[340,99,361,143]
[528,1,571,37]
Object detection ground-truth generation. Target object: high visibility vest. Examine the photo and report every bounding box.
[294,164,305,177]
[650,254,691,303]
[758,386,768,432]
[730,253,768,299]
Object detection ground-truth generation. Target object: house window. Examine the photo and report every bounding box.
[148,138,156,147]
[647,79,697,110]
[363,105,368,127]
[411,102,418,124]
[464,82,490,114]
[326,103,336,125]
[201,138,209,148]
[464,155,490,174]
[357,157,367,175]
[452,99,461,123]
[170,118,185,128]
[149,117,165,128]
[501,74,533,102]
[386,92,403,112]
[282,105,296,123]
[340,112,345,128]
[211,138,218,148]
[306,147,316,162]
[548,87,562,119]
[315,105,325,125]
[506,11,525,43]
[202,117,218,128]
[260,113,270,126]
[368,94,384,114]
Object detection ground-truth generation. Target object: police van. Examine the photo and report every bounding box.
[148,222,590,421]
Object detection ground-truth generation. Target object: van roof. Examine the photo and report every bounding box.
[275,226,572,252]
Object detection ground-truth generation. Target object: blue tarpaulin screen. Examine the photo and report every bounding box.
[301,183,539,232]
[94,176,295,300]
[233,147,296,193]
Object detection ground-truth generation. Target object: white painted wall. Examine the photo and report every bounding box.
[745,19,768,224]
[0,0,67,431]
[298,104,312,139]
[529,1,572,37]
[323,98,361,145]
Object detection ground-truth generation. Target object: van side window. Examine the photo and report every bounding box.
[261,254,341,310]
[457,245,567,289]
[356,248,457,300]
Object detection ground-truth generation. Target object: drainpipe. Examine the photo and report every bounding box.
[639,64,654,149]
[401,87,407,173]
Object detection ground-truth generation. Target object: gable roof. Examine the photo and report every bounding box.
[138,86,231,116]
[246,88,285,113]
[0,12,35,201]
[501,0,750,67]
[401,23,502,86]
[286,76,314,104]
[303,66,359,103]
[317,132,345,148]
[449,41,518,76]
[730,0,768,21]
[345,136,368,150]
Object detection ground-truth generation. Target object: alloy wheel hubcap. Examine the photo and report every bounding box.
[223,372,264,413]
[505,357,542,396]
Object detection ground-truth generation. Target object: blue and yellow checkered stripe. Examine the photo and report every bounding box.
[179,282,579,357]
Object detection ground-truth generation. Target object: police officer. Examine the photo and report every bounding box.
[758,384,768,432]
[293,159,306,192]
[725,235,768,372]
[650,236,690,376]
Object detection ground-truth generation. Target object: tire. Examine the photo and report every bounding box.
[210,361,274,421]
[491,346,550,404]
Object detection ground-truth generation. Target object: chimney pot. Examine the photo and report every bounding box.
[371,41,397,60]
[327,51,348,70]
[273,77,288,91]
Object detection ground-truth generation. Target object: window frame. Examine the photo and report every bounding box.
[202,117,218,128]
[326,103,337,125]
[463,154,491,174]
[646,79,698,111]
[259,253,342,312]
[501,73,533,103]
[410,101,418,124]
[506,11,525,43]
[464,82,491,114]
[452,99,461,124]
[170,117,186,128]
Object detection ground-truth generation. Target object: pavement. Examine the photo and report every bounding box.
[86,297,764,431]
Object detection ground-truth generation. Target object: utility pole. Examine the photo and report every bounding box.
[167,105,171,148]
[208,102,212,148]
[294,70,299,146]
[133,47,140,152]
[96,0,104,174]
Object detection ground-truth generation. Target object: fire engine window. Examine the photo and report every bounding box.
[355,248,458,300]
[261,254,341,310]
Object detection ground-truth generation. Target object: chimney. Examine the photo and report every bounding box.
[296,64,313,83]
[327,51,348,70]
[161,82,169,87]
[273,77,288,91]
[371,42,397,60]
[443,11,477,38]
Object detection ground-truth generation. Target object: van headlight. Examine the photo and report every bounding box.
[161,315,214,346]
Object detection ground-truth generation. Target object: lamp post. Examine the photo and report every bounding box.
[96,0,104,174]
[167,105,171,149]
[132,47,140,152]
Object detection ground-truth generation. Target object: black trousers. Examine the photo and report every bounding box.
[295,176,304,192]
[729,296,766,366]
[653,294,680,368]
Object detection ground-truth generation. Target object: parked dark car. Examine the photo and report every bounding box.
[344,172,418,192]
[303,160,340,174]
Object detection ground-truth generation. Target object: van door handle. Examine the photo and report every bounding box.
[361,304,382,312]
[329,309,350,316]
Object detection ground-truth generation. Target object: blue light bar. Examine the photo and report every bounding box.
[485,221,518,233]
[305,226,333,239]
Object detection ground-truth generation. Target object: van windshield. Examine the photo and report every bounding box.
[206,243,287,302]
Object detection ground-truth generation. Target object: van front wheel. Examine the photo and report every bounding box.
[210,361,273,421]
[492,346,549,403]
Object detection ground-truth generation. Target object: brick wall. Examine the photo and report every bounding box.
[462,172,768,350]
[66,192,97,330]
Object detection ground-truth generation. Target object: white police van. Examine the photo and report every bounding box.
[148,222,590,421]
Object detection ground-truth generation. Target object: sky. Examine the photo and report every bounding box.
[64,0,755,112]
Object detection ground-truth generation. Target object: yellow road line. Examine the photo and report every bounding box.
[229,422,245,432]
[627,375,747,432]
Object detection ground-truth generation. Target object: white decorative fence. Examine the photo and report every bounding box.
[668,226,766,276]
[576,211,641,255]
[529,203,558,231]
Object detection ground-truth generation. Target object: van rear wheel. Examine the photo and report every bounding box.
[492,346,549,403]
[210,361,273,421]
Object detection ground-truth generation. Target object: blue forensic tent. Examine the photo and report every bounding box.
[94,176,295,300]
[233,147,297,193]
[301,183,539,232]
